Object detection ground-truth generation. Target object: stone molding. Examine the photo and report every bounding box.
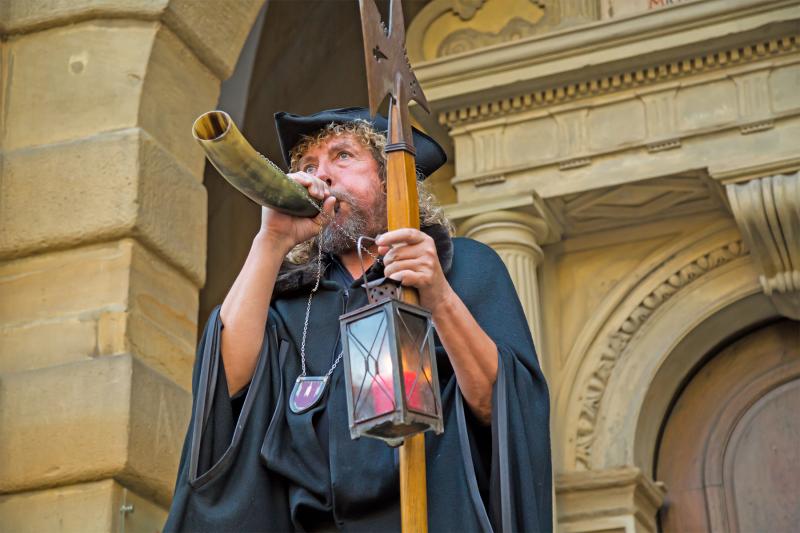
[557,466,666,532]
[573,239,747,470]
[438,33,799,128]
[726,172,800,319]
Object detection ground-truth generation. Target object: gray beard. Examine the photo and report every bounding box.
[317,188,386,255]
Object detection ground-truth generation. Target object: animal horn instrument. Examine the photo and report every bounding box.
[192,110,320,217]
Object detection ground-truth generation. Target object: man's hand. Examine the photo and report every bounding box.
[377,228,497,424]
[259,171,336,253]
[376,229,455,313]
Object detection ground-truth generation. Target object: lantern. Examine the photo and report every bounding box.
[340,277,444,446]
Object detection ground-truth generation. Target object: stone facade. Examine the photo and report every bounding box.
[411,0,800,529]
[1,0,798,531]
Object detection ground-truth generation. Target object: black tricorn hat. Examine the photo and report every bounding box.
[274,107,447,179]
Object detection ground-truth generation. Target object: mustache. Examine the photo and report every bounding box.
[329,188,361,211]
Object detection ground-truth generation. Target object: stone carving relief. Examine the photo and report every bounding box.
[727,172,800,319]
[574,239,748,470]
[407,0,558,62]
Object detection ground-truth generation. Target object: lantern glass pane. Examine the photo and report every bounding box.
[396,308,437,416]
[346,309,396,422]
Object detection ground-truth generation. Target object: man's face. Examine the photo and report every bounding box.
[297,132,386,253]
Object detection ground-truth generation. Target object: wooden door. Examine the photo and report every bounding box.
[657,319,800,533]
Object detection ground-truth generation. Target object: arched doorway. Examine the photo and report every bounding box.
[657,319,800,532]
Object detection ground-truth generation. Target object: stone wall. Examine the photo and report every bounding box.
[0,1,264,530]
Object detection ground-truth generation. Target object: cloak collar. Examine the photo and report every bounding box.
[274,224,454,297]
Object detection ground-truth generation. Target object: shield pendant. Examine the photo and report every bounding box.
[289,376,329,414]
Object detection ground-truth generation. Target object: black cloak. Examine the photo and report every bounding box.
[164,229,552,532]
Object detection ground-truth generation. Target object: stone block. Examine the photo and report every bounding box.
[2,1,164,33]
[136,130,208,286]
[139,25,220,177]
[0,354,190,503]
[129,243,198,389]
[769,63,800,113]
[588,100,646,151]
[503,117,558,166]
[0,240,197,386]
[0,130,140,258]
[0,356,132,493]
[126,356,192,505]
[0,129,207,285]
[0,317,99,375]
[676,79,738,132]
[2,0,263,79]
[3,21,155,151]
[0,479,168,533]
[0,241,133,326]
[0,479,118,532]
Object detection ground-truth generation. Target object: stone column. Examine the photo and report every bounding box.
[0,1,263,531]
[557,467,666,533]
[460,211,549,352]
[726,172,800,319]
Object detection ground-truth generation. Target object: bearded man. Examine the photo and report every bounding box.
[165,108,552,532]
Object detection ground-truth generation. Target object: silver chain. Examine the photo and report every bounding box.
[298,244,346,378]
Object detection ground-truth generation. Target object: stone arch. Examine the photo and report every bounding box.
[553,219,780,473]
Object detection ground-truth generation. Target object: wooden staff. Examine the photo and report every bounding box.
[359,1,434,530]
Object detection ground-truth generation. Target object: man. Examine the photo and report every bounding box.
[165,108,552,532]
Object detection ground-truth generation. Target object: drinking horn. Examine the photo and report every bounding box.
[192,110,320,217]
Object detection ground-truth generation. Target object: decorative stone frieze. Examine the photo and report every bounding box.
[437,34,799,129]
[406,0,603,63]
[573,239,747,470]
[726,172,800,319]
[557,466,666,533]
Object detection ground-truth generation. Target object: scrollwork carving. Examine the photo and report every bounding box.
[574,240,747,470]
[727,172,800,319]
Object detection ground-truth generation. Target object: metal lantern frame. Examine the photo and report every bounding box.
[339,292,444,447]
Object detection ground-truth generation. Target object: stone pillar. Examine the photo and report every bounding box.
[460,211,549,351]
[557,467,666,533]
[726,172,800,319]
[0,1,264,531]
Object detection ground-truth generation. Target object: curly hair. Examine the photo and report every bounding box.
[285,120,453,265]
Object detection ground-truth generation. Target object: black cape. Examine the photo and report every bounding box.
[164,233,552,532]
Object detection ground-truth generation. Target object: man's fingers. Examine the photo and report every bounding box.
[289,172,330,201]
[387,270,422,286]
[383,242,431,264]
[376,228,426,247]
[384,259,431,279]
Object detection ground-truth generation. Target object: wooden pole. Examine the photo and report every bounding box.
[385,104,427,531]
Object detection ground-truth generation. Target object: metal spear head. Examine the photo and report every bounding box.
[359,0,430,150]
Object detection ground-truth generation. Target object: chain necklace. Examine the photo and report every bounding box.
[265,153,381,414]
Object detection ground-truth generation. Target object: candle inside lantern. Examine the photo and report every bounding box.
[372,368,424,414]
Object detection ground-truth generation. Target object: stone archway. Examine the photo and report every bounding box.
[0,2,264,530]
[554,222,781,532]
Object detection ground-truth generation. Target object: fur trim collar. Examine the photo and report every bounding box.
[274,224,454,296]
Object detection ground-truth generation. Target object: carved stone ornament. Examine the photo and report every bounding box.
[406,0,554,62]
[727,172,800,319]
[574,240,748,470]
